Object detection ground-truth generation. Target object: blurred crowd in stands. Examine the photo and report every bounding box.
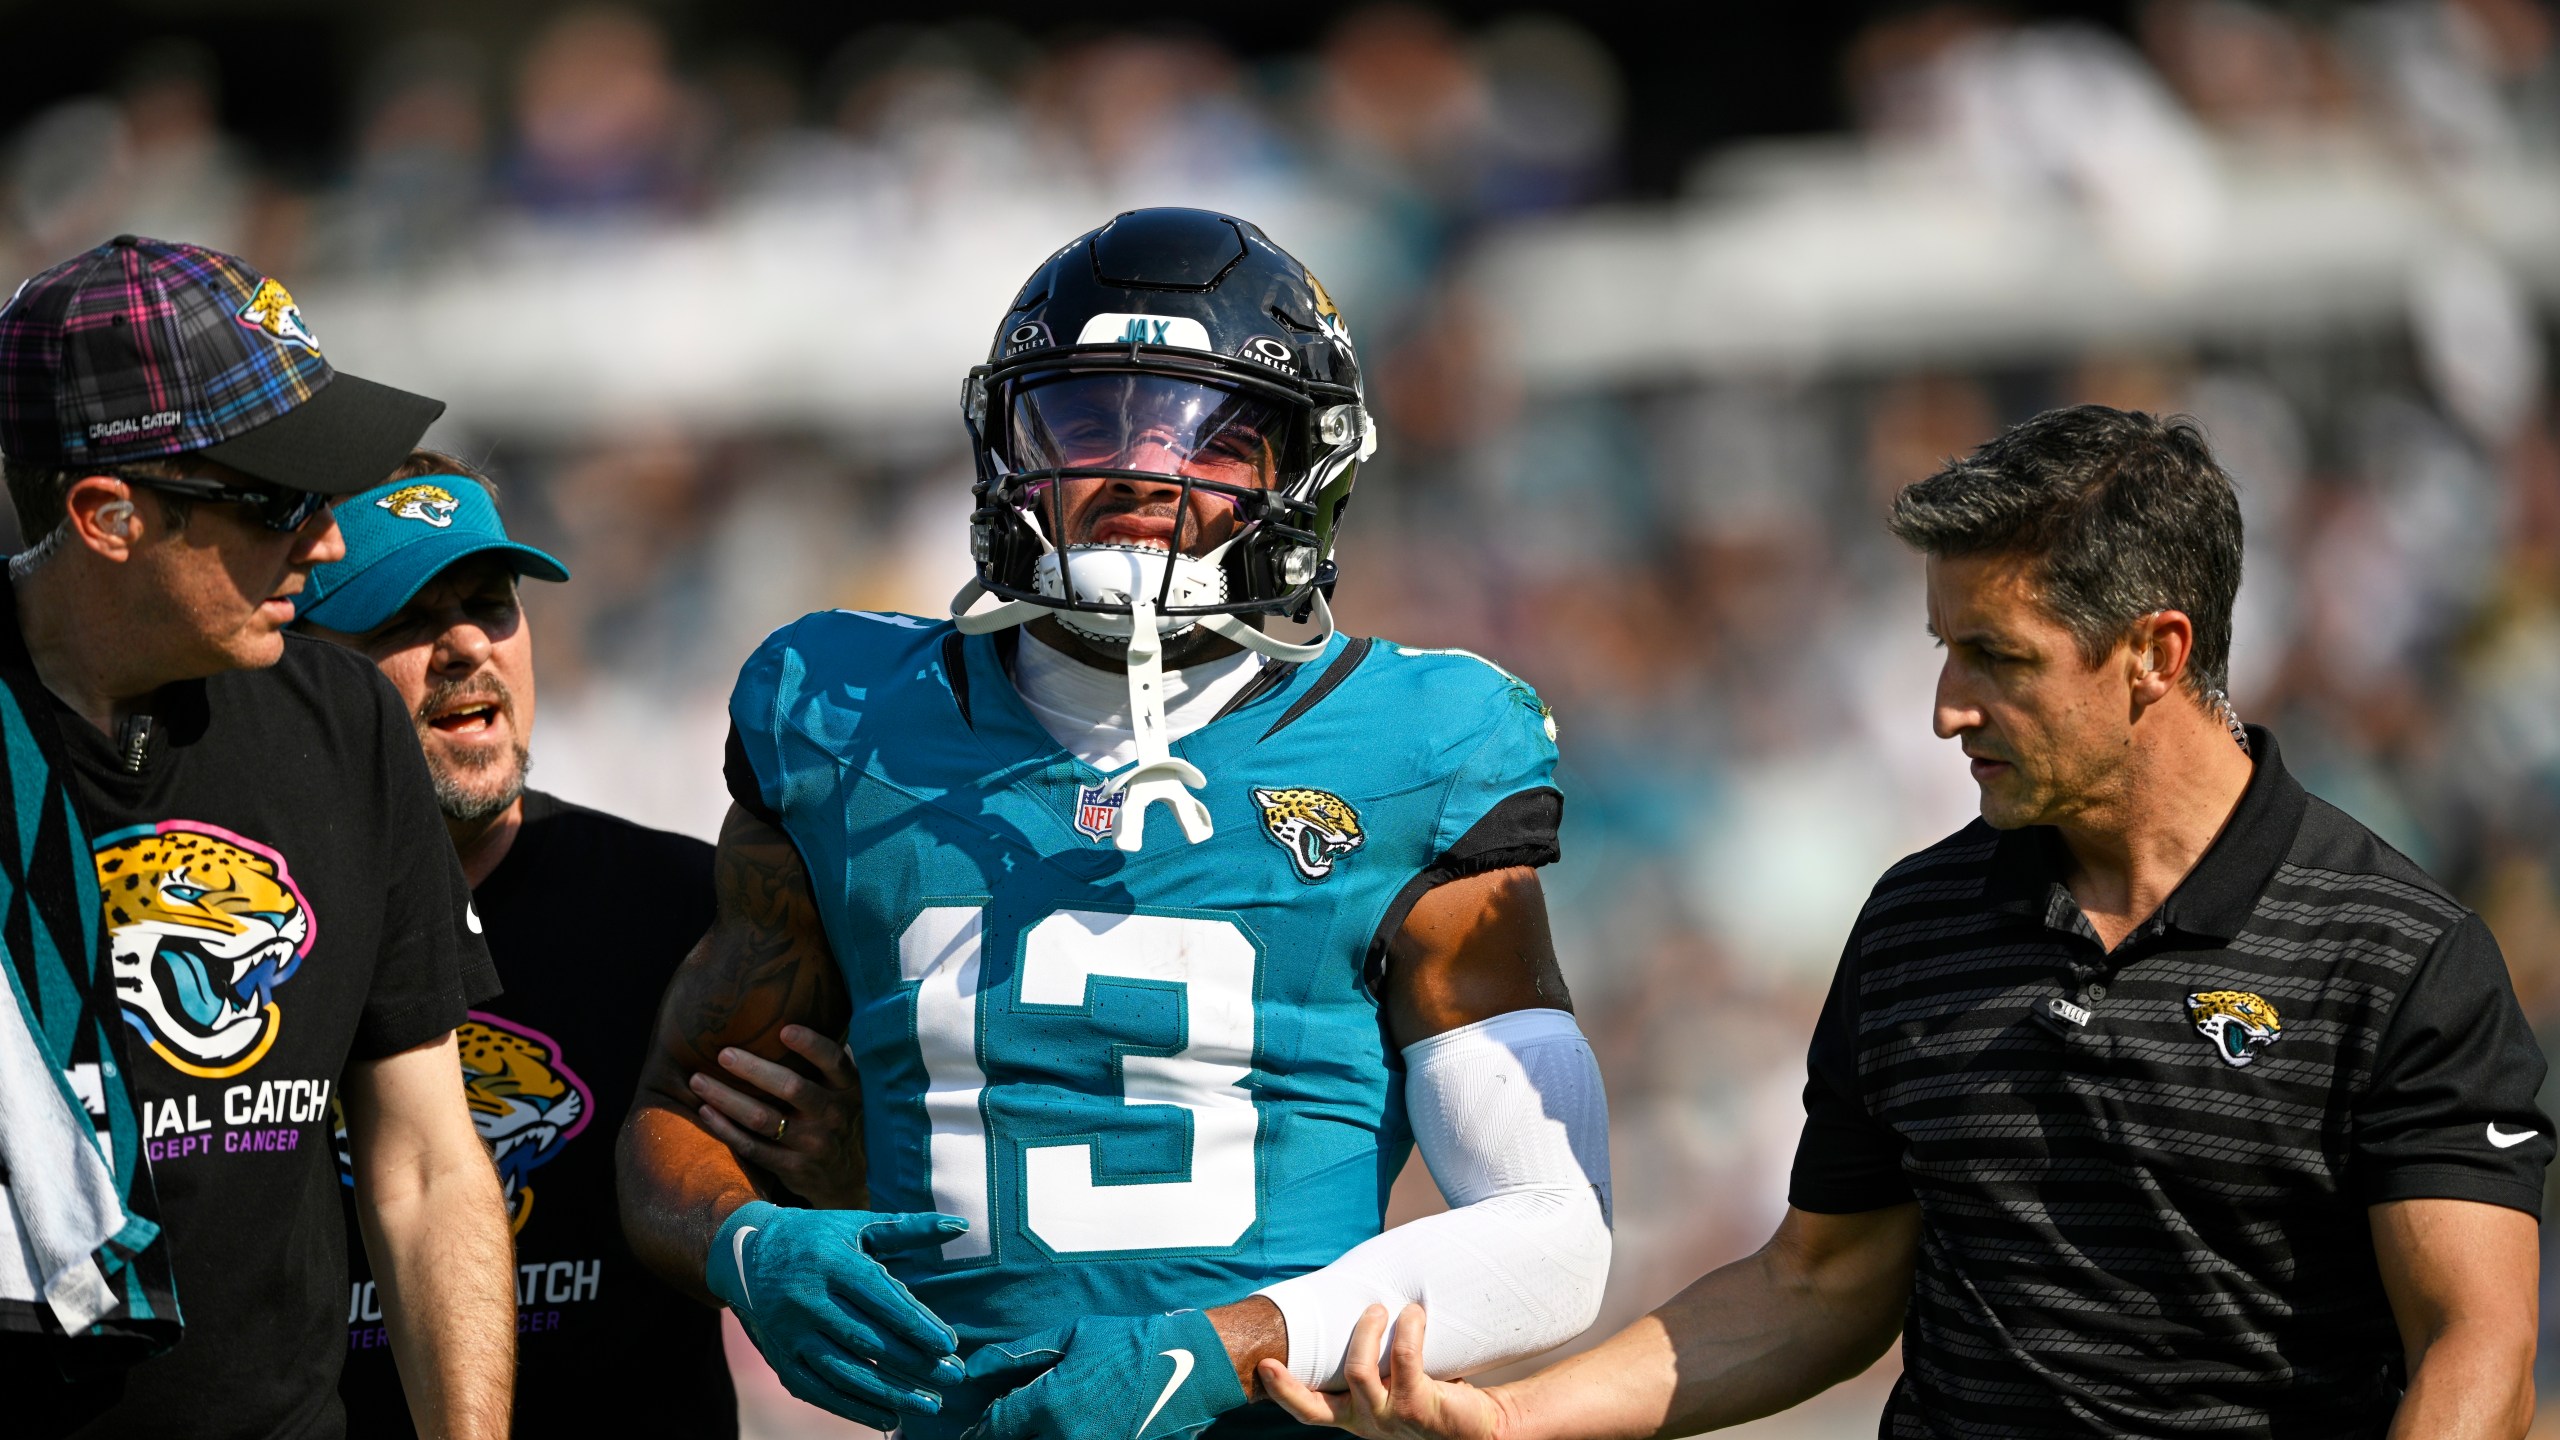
[5,3,2557,1433]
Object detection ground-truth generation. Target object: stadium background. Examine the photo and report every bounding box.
[3,0,2554,1434]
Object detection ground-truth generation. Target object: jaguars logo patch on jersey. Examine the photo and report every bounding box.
[2189,989,2281,1067]
[1253,786,1364,882]
[375,484,461,528]
[94,821,313,1079]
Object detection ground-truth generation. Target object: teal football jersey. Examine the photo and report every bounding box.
[726,614,1560,1436]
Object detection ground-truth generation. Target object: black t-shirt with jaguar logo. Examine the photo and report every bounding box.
[335,788,737,1438]
[8,606,497,1440]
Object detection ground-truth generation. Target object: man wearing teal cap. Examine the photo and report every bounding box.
[296,463,567,859]
[298,453,861,1437]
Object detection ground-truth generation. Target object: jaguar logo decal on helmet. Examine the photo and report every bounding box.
[1307,269,1341,325]
[1305,268,1354,357]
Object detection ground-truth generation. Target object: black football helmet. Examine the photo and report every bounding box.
[957,207,1376,636]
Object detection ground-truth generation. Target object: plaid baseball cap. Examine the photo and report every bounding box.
[295,475,568,633]
[0,235,444,494]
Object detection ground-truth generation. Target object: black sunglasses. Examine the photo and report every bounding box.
[126,474,331,533]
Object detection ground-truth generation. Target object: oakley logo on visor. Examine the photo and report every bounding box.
[1077,313,1212,350]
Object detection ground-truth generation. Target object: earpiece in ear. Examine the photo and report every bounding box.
[97,500,135,538]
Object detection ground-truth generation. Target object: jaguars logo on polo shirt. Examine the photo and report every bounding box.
[2189,990,2282,1068]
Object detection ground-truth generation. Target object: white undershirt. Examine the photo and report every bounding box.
[1009,629,1265,773]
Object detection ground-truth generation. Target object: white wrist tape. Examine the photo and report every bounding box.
[1256,1007,1612,1389]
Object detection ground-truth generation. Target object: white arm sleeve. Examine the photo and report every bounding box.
[1254,1007,1612,1389]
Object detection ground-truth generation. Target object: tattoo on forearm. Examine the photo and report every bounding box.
[620,808,850,1298]
[660,810,848,1075]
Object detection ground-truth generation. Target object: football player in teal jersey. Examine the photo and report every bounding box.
[619,209,1615,1440]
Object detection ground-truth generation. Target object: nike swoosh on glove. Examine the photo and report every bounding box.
[708,1200,970,1429]
[962,1308,1248,1440]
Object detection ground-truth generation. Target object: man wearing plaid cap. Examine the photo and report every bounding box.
[0,236,513,1440]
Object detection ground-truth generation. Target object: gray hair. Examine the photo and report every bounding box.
[1886,404,2244,695]
[385,447,501,502]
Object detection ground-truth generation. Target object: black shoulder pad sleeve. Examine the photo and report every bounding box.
[1363,786,1563,992]
[724,722,786,829]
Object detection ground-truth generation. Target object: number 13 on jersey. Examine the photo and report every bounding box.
[897,905,1263,1260]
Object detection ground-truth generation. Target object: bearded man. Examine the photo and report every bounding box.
[300,453,864,1438]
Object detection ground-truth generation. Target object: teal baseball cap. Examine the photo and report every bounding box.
[296,475,569,633]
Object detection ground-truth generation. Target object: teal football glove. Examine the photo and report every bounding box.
[708,1200,969,1428]
[962,1308,1249,1440]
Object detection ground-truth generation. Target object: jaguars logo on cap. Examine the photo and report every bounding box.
[236,278,320,354]
[2189,990,2281,1068]
[1254,786,1365,882]
[376,484,460,528]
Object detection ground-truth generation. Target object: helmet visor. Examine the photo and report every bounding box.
[1006,374,1287,493]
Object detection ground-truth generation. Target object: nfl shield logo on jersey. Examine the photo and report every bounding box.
[1072,784,1126,841]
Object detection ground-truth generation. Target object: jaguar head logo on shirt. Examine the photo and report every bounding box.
[329,1014,593,1235]
[459,1015,592,1235]
[2188,989,2282,1068]
[1253,786,1365,882]
[374,483,461,528]
[95,822,313,1079]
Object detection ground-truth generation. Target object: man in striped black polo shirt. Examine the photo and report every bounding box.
[1259,405,2552,1440]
